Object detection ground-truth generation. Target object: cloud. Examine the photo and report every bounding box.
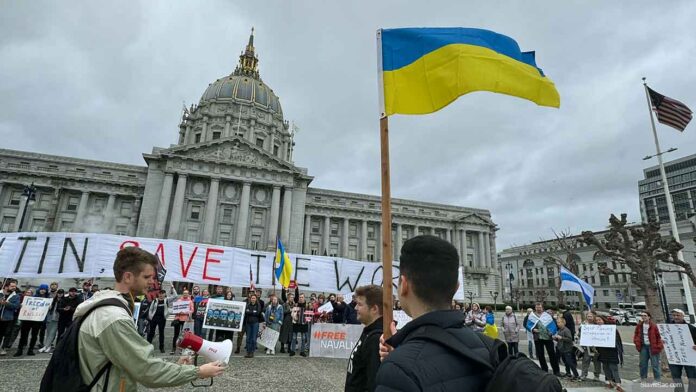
[2,0,696,250]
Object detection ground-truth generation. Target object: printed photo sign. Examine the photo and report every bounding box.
[203,299,246,332]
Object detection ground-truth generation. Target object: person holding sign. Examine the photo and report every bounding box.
[595,316,624,391]
[668,309,696,391]
[633,311,664,382]
[169,289,194,355]
[263,295,283,355]
[14,287,49,357]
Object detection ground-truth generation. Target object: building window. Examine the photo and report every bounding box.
[250,232,262,250]
[222,208,234,224]
[31,219,45,232]
[115,225,127,235]
[256,138,265,148]
[311,241,320,255]
[330,244,339,257]
[367,225,375,239]
[252,211,264,226]
[120,201,132,216]
[348,245,357,259]
[467,235,473,248]
[194,133,201,143]
[61,220,73,231]
[186,229,198,242]
[603,290,609,297]
[273,145,279,156]
[218,229,232,246]
[467,254,474,267]
[330,222,339,236]
[367,246,375,261]
[67,196,79,211]
[1,216,14,232]
[94,198,106,212]
[311,220,320,234]
[190,205,201,220]
[349,223,357,237]
[38,193,52,209]
[212,131,221,140]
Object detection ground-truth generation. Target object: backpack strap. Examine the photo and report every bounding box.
[76,298,132,391]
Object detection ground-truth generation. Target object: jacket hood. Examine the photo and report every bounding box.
[74,289,129,319]
[38,284,50,297]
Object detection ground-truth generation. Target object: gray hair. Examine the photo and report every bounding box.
[505,306,513,311]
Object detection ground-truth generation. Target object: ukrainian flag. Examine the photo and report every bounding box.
[274,238,293,288]
[379,27,560,116]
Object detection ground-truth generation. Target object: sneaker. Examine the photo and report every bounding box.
[270,349,275,355]
[0,350,6,356]
[300,351,307,357]
[289,351,296,357]
[169,350,176,355]
[160,348,165,354]
[244,353,252,358]
[13,350,23,357]
[45,347,52,354]
[27,350,35,356]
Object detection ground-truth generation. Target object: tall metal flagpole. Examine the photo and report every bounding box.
[377,29,394,338]
[642,77,695,322]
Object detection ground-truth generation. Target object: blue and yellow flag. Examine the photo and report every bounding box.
[378,27,560,116]
[274,238,293,288]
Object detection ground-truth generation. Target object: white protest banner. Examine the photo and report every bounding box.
[203,299,246,332]
[309,323,363,359]
[394,310,412,330]
[256,323,280,349]
[318,301,334,314]
[170,300,191,315]
[658,324,696,366]
[579,324,616,348]
[0,232,466,299]
[18,297,53,321]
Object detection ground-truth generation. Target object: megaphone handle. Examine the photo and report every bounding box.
[190,354,214,388]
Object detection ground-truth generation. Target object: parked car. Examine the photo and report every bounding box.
[609,309,626,324]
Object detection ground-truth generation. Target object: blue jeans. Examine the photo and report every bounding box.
[640,345,661,381]
[527,340,535,358]
[193,318,204,337]
[291,331,309,354]
[245,323,259,353]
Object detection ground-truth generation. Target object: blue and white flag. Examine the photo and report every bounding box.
[526,311,558,335]
[560,266,595,308]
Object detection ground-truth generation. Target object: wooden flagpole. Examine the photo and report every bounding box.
[376,29,394,338]
[380,116,394,338]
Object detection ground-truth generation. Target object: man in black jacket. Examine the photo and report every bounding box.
[376,235,494,391]
[346,285,383,392]
[56,287,82,341]
[559,304,576,339]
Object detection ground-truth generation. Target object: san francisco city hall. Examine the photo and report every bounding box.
[0,32,501,301]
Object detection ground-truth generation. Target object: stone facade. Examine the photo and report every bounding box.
[0,31,501,302]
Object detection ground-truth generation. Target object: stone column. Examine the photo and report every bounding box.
[47,188,62,231]
[73,191,90,232]
[282,140,289,161]
[303,215,311,253]
[446,228,452,243]
[478,231,485,268]
[201,116,208,141]
[342,218,350,257]
[484,232,491,269]
[104,194,116,233]
[267,186,281,248]
[201,178,220,243]
[154,173,174,238]
[0,182,4,218]
[375,221,382,262]
[129,197,141,236]
[361,220,368,261]
[453,229,461,257]
[323,216,330,255]
[395,224,403,258]
[13,194,28,232]
[235,182,251,246]
[167,174,188,239]
[280,187,293,245]
[414,224,420,237]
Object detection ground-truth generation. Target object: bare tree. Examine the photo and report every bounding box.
[580,213,694,323]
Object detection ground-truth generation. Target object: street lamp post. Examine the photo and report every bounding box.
[18,183,37,231]
[490,291,499,311]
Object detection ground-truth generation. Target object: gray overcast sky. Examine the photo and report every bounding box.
[2,1,695,250]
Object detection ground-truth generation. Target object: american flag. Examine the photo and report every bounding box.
[249,265,256,291]
[648,87,692,132]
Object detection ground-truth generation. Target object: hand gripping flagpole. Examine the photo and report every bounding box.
[643,77,695,322]
[377,29,394,338]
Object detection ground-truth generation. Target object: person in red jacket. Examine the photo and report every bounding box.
[633,311,664,382]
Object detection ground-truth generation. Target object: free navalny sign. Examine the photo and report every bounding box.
[0,232,467,299]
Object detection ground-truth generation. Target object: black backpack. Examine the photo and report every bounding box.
[40,298,132,392]
[423,326,563,392]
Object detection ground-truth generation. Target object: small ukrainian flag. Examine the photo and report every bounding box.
[274,238,293,288]
[378,27,560,116]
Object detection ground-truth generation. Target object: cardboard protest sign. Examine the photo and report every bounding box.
[394,310,412,329]
[579,324,616,348]
[318,301,334,314]
[309,323,363,359]
[257,323,280,349]
[658,324,696,366]
[203,299,246,332]
[18,297,53,322]
[170,300,191,315]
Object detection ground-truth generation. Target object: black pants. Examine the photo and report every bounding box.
[535,339,560,373]
[18,321,41,351]
[172,322,183,350]
[57,319,72,343]
[0,320,12,348]
[560,351,579,377]
[147,317,166,350]
[507,342,519,356]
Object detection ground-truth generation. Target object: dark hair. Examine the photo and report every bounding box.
[643,311,652,319]
[484,305,492,312]
[68,287,78,292]
[354,285,383,315]
[113,247,158,282]
[3,279,18,288]
[158,289,166,295]
[399,235,458,308]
